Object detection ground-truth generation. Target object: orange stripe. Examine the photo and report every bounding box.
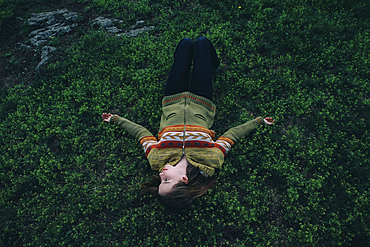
[162,95,186,105]
[256,118,262,125]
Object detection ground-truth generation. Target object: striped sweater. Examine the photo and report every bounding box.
[111,91,264,176]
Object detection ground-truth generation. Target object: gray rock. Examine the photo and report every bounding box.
[90,17,154,37]
[130,20,145,29]
[28,13,51,26]
[118,26,154,37]
[29,28,45,38]
[17,43,31,49]
[30,39,48,47]
[30,29,53,44]
[136,20,145,25]
[49,23,72,36]
[27,9,77,47]
[106,26,122,33]
[41,46,56,59]
[28,9,74,27]
[35,46,56,70]
[26,9,155,70]
[91,17,114,28]
[26,9,79,70]
[63,11,78,23]
[30,25,71,46]
[91,17,124,32]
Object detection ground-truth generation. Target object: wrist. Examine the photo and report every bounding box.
[111,115,119,123]
[256,117,264,125]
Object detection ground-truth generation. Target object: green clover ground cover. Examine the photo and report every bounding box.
[1,0,369,246]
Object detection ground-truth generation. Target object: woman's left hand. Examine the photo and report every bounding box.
[102,113,113,123]
[264,117,275,125]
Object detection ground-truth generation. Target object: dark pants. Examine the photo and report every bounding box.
[164,37,220,101]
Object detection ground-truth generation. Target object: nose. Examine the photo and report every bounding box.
[159,172,164,177]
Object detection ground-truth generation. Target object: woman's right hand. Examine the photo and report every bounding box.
[102,113,113,123]
[264,117,275,126]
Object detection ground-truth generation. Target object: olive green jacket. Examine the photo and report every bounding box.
[111,92,264,176]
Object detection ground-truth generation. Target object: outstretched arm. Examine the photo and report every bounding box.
[219,117,275,144]
[101,113,156,142]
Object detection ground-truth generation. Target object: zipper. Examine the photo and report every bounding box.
[182,95,186,156]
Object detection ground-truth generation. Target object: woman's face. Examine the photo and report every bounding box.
[158,164,188,195]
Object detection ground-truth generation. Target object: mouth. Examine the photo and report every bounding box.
[163,169,167,171]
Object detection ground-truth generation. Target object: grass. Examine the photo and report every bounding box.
[1,0,369,246]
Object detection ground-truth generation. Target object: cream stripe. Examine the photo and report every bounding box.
[185,136,213,142]
[216,140,231,152]
[216,140,232,149]
[142,140,157,152]
[160,136,183,142]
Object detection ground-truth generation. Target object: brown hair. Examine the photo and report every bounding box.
[140,164,216,213]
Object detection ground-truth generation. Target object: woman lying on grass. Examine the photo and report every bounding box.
[102,37,274,213]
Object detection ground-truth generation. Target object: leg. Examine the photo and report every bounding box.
[164,38,194,96]
[190,36,220,101]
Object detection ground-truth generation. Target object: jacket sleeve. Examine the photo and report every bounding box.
[111,115,156,142]
[218,117,264,145]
